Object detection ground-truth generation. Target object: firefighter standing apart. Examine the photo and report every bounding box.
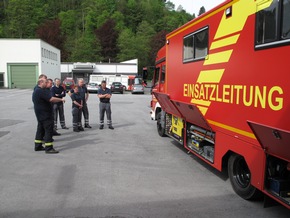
[97,80,114,130]
[33,79,65,154]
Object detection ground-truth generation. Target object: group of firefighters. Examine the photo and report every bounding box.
[32,74,114,154]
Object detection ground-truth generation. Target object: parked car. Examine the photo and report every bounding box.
[110,82,124,94]
[131,84,144,94]
[62,78,75,92]
[87,82,99,93]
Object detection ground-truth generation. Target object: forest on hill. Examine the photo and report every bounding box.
[0,0,206,72]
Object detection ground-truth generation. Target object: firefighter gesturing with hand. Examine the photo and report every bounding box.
[33,79,65,154]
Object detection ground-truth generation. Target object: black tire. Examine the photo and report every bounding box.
[157,112,166,137]
[228,154,260,200]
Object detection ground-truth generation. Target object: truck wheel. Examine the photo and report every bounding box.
[157,113,166,137]
[228,154,260,200]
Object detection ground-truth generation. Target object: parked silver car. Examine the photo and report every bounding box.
[131,84,144,94]
[87,83,99,93]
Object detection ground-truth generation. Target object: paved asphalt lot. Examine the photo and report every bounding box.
[0,88,290,218]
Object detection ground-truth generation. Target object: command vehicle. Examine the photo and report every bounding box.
[151,0,290,209]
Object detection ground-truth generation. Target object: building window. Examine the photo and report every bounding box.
[0,73,4,87]
[183,27,208,62]
[41,47,58,61]
[256,0,290,48]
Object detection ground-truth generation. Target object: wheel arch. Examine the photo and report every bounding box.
[223,150,263,200]
[221,150,235,176]
[153,102,162,120]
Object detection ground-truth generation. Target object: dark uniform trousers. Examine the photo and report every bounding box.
[99,102,112,126]
[82,103,89,126]
[53,103,66,129]
[72,107,82,130]
[34,118,53,151]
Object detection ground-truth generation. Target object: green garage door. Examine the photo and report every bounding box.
[10,65,37,89]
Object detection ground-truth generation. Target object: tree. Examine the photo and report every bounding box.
[95,19,119,62]
[1,0,196,64]
[124,0,144,33]
[111,11,126,32]
[162,10,193,32]
[36,19,64,48]
[165,1,175,11]
[176,5,184,12]
[58,10,78,36]
[70,34,101,62]
[198,6,206,16]
[149,30,167,66]
[135,20,156,72]
[5,0,48,38]
[117,28,137,62]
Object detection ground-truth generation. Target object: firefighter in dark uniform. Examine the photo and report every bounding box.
[47,78,61,136]
[51,78,69,130]
[69,78,91,128]
[71,85,83,132]
[33,79,65,154]
[97,80,114,130]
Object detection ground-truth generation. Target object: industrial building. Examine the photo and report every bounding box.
[0,39,137,89]
[0,39,61,89]
[60,59,138,83]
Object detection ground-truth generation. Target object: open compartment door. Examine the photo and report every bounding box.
[153,92,181,117]
[248,121,290,162]
[171,100,212,131]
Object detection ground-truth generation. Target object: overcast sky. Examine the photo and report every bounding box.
[169,0,225,15]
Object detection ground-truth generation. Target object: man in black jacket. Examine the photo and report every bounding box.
[51,78,69,130]
[33,79,65,154]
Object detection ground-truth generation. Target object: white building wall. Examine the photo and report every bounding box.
[116,64,137,74]
[61,59,138,76]
[60,63,74,73]
[40,40,61,80]
[0,39,60,88]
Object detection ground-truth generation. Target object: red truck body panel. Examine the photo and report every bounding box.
[152,0,290,209]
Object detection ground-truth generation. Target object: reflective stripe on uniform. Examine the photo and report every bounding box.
[35,140,43,144]
[45,142,53,147]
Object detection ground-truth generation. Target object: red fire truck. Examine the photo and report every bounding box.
[151,0,290,209]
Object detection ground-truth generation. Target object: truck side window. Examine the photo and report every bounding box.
[161,65,166,84]
[183,27,208,62]
[256,0,290,47]
[195,28,208,59]
[256,0,279,44]
[154,67,160,85]
[282,0,290,39]
[184,36,194,61]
